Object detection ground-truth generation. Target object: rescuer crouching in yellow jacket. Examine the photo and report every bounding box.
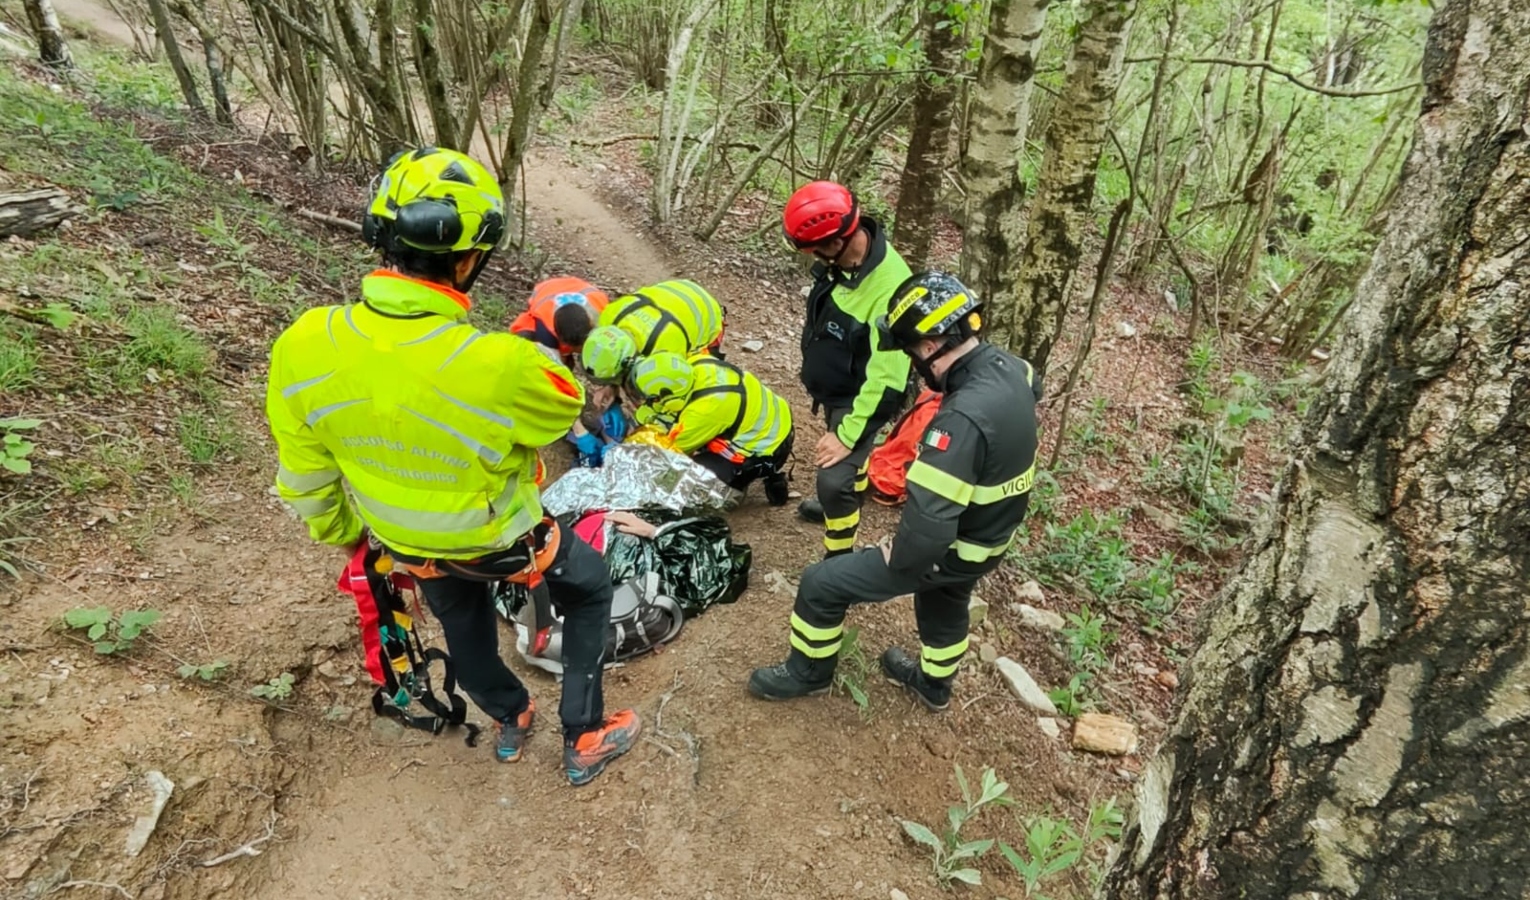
[263,146,638,786]
[625,351,793,505]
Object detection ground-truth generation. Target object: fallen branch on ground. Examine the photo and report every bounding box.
[197,814,276,867]
[295,208,361,233]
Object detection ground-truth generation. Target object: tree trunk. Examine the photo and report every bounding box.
[996,0,1134,377]
[146,0,207,117]
[540,0,586,109]
[1104,1,1530,896]
[499,0,557,198]
[0,188,77,237]
[957,0,1050,301]
[411,0,457,149]
[189,0,233,124]
[892,5,963,268]
[22,0,72,68]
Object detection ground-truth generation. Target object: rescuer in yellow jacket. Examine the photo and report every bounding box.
[579,279,726,385]
[264,146,639,786]
[625,351,793,505]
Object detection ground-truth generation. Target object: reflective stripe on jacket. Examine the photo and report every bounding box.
[265,270,585,558]
[665,356,793,459]
[509,276,609,362]
[889,344,1039,574]
[599,279,725,357]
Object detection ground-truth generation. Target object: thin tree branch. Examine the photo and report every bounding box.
[1122,55,1420,98]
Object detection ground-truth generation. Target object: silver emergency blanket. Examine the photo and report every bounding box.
[541,444,739,516]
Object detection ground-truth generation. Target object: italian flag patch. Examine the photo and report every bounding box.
[923,429,951,452]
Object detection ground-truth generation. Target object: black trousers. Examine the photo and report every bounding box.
[816,407,879,554]
[790,547,997,682]
[398,520,613,739]
[694,430,794,492]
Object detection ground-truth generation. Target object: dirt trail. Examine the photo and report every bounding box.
[8,7,1086,900]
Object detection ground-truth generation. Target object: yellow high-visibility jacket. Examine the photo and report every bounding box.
[642,356,792,459]
[599,279,725,357]
[265,270,585,558]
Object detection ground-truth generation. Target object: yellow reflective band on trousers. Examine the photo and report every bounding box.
[907,460,975,505]
[824,511,860,532]
[790,613,843,658]
[823,507,859,552]
[921,638,969,679]
[952,528,1019,563]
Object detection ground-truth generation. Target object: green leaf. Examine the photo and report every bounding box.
[64,607,112,629]
[900,820,942,851]
[2,457,31,474]
[1040,847,1083,877]
[177,664,197,678]
[953,762,971,804]
[948,837,994,860]
[116,610,160,641]
[94,641,118,654]
[999,841,1040,885]
[0,558,17,578]
[40,303,76,330]
[0,418,42,431]
[86,622,107,640]
[947,868,981,885]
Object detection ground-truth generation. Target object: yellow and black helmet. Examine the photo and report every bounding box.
[362,147,506,258]
[877,271,983,352]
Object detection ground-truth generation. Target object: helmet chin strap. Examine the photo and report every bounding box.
[911,335,964,392]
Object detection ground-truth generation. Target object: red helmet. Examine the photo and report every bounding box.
[782,181,860,248]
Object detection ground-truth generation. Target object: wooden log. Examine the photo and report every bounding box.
[0,188,77,237]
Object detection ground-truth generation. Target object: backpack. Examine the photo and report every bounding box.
[336,545,479,743]
[867,390,943,505]
[493,572,685,676]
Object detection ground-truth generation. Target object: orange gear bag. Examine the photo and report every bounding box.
[867,390,943,506]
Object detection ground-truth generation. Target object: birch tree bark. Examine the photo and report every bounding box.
[892,5,964,268]
[996,0,1134,376]
[957,0,1050,301]
[22,0,72,68]
[1104,0,1530,896]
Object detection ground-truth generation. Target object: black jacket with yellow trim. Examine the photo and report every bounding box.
[888,343,1040,575]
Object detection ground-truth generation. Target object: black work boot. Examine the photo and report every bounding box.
[880,647,952,712]
[748,648,836,700]
[797,498,826,524]
[764,472,790,507]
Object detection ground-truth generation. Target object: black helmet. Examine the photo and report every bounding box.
[877,271,983,352]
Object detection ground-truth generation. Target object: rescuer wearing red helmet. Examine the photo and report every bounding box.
[782,181,913,557]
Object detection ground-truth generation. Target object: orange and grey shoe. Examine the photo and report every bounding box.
[495,699,536,763]
[563,709,641,786]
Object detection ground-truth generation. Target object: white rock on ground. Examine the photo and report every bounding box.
[741,339,765,352]
[978,643,999,664]
[968,595,988,626]
[1036,717,1062,739]
[995,657,1058,715]
[124,770,175,857]
[891,890,910,900]
[1116,320,1138,338]
[1015,579,1046,604]
[1013,603,1066,632]
[1072,713,1139,756]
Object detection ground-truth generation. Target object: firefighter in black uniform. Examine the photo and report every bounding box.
[748,271,1040,709]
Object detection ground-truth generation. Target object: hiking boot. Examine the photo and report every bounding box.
[495,699,536,763]
[764,472,790,507]
[564,709,641,786]
[881,647,951,712]
[748,648,836,701]
[797,498,825,524]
